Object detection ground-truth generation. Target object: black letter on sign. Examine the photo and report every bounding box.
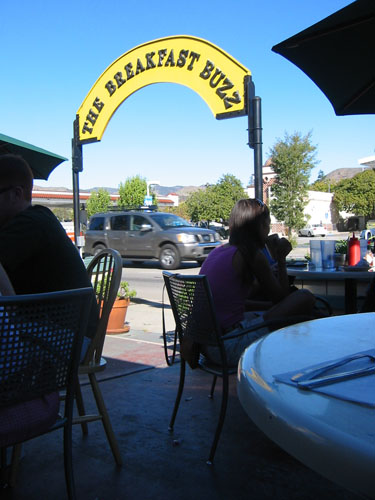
[136,58,145,75]
[125,63,134,80]
[114,72,126,88]
[93,98,104,112]
[177,49,188,68]
[82,122,93,135]
[86,109,98,126]
[158,49,167,66]
[187,51,200,71]
[209,68,225,88]
[216,78,242,109]
[145,52,156,69]
[105,80,117,96]
[216,77,234,99]
[164,49,175,67]
[199,60,214,79]
[223,91,242,109]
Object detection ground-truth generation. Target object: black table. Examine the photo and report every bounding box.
[287,266,374,314]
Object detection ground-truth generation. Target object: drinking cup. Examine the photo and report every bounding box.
[321,240,335,270]
[360,239,368,260]
[310,240,322,269]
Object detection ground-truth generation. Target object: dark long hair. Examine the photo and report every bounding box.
[229,199,270,281]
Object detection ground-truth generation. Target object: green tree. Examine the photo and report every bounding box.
[186,187,217,223]
[118,175,147,208]
[269,131,318,235]
[333,169,375,217]
[309,179,334,192]
[150,189,159,208]
[317,169,325,181]
[211,174,245,222]
[186,174,245,223]
[51,207,73,221]
[86,189,111,218]
[161,202,191,220]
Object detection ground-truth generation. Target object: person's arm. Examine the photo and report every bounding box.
[0,262,15,295]
[245,298,273,311]
[233,247,290,304]
[266,236,292,291]
[273,238,292,291]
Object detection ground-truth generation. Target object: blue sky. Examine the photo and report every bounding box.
[2,0,372,190]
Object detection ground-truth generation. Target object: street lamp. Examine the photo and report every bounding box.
[147,180,160,196]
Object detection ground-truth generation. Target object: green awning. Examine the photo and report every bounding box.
[0,133,68,180]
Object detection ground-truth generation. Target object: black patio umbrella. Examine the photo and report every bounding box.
[272,0,375,116]
[0,133,67,180]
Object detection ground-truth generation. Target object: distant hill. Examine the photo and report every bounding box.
[324,167,370,183]
[33,184,205,200]
[86,186,119,194]
[152,185,184,196]
[33,185,71,192]
[154,185,204,201]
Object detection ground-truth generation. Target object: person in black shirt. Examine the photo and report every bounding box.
[0,154,98,337]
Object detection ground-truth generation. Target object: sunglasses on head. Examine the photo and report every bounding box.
[255,198,265,207]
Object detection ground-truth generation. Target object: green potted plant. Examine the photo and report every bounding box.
[107,281,136,334]
[334,239,347,268]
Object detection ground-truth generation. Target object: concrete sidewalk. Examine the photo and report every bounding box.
[2,292,362,500]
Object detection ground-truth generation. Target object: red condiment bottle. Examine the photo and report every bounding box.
[348,232,360,266]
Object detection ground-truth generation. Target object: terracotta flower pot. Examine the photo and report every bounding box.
[107,298,130,334]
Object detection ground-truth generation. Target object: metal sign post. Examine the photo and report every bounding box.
[72,118,83,247]
[247,77,263,201]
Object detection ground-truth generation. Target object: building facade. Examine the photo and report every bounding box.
[246,159,335,234]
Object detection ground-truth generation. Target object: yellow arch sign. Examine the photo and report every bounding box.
[76,35,251,144]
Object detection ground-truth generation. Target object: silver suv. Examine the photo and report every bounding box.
[83,210,222,269]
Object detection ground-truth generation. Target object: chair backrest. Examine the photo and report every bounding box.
[85,249,122,363]
[359,276,375,313]
[0,288,92,409]
[162,271,222,347]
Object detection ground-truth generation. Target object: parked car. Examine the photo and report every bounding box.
[83,210,222,269]
[360,228,375,241]
[298,224,327,237]
[195,221,229,240]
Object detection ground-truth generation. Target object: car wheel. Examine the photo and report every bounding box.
[321,234,326,237]
[298,231,302,236]
[93,244,106,256]
[196,258,205,266]
[159,244,181,270]
[308,232,312,237]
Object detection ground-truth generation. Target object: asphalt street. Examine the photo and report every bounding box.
[120,231,351,337]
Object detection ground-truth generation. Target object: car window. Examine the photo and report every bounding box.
[89,217,105,230]
[149,213,192,229]
[111,215,130,230]
[131,215,149,231]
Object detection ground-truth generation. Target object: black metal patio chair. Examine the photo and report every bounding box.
[162,271,316,465]
[0,287,92,499]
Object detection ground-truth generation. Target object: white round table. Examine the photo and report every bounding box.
[237,313,375,499]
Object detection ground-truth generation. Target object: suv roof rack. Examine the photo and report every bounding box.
[105,205,158,212]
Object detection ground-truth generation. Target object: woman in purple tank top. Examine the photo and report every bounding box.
[200,199,316,366]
